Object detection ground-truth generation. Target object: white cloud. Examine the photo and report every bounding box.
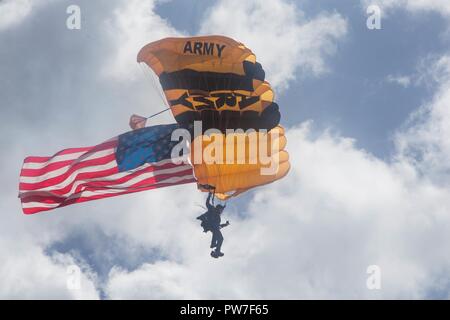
[416,55,450,86]
[0,0,32,30]
[386,74,411,87]
[105,0,348,89]
[200,0,348,90]
[362,0,450,17]
[101,56,450,299]
[3,0,450,300]
[101,122,450,299]
[107,262,194,299]
[103,0,183,81]
[0,0,56,31]
[0,240,99,299]
[395,55,450,186]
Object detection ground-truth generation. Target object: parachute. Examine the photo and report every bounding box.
[137,35,280,132]
[137,36,289,199]
[191,126,290,200]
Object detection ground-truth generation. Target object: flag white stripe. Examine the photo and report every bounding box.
[75,174,195,197]
[20,148,116,183]
[22,202,60,209]
[93,164,193,190]
[22,159,118,191]
[61,164,193,197]
[21,174,195,209]
[21,161,192,197]
[22,151,90,170]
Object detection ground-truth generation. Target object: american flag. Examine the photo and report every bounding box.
[19,124,196,214]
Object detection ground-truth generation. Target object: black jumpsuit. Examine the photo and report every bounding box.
[206,197,224,253]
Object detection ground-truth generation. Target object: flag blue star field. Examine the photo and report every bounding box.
[19,124,196,214]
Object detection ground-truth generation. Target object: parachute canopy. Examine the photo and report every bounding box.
[137,35,280,132]
[137,36,289,199]
[190,126,290,200]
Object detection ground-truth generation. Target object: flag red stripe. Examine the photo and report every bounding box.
[20,162,190,197]
[114,168,195,190]
[21,159,86,176]
[20,195,63,204]
[19,155,118,190]
[20,152,116,178]
[69,164,191,194]
[23,147,93,163]
[21,177,196,214]
[74,168,194,193]
[19,166,120,193]
[20,169,194,205]
[23,140,117,164]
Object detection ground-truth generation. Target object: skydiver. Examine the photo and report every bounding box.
[197,189,230,258]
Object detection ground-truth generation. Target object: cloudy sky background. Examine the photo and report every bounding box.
[1,0,450,299]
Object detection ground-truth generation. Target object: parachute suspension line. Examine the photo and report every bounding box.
[226,61,236,131]
[206,59,221,195]
[213,58,233,197]
[195,203,206,210]
[138,63,169,109]
[143,64,164,106]
[145,107,171,120]
[130,107,171,129]
[218,61,233,195]
[236,59,247,130]
[197,64,221,197]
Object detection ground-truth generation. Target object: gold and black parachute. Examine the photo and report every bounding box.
[191,126,290,200]
[137,36,289,199]
[137,35,280,132]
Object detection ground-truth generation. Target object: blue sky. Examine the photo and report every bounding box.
[157,0,448,157]
[2,0,450,299]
